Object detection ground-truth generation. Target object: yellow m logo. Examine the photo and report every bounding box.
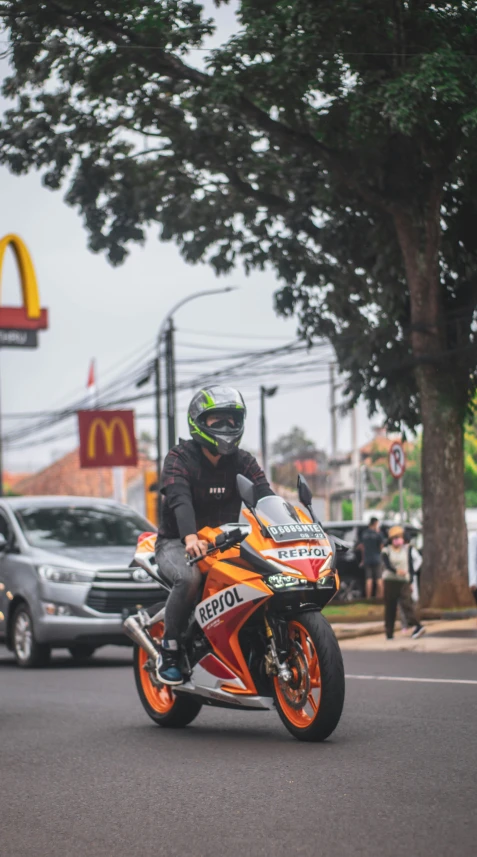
[87,418,133,460]
[0,234,41,319]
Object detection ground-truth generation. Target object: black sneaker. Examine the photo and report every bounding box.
[156,639,183,686]
[411,624,425,639]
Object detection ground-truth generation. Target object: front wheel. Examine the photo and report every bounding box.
[12,603,51,668]
[272,611,345,742]
[133,618,202,728]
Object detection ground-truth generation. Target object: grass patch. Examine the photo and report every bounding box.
[323,602,384,622]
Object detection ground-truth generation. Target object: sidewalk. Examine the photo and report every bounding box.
[336,618,477,654]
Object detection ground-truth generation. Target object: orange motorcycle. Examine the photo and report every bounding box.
[124,475,345,742]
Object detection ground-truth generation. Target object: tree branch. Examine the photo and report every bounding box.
[47,1,390,213]
[223,166,322,243]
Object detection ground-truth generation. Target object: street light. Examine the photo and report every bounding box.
[260,385,278,478]
[155,286,237,500]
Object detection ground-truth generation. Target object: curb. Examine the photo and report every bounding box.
[333,624,385,641]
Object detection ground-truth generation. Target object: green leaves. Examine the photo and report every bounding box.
[1,0,477,428]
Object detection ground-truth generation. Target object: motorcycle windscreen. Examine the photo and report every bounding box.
[255,496,326,542]
[256,497,332,581]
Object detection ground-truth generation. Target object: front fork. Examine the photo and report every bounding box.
[263,613,293,683]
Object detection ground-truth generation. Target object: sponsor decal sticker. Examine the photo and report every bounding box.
[263,546,332,561]
[196,583,266,628]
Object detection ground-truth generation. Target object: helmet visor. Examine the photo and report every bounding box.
[202,410,244,432]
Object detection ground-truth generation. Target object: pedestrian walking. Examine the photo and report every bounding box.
[360,517,384,599]
[382,525,425,640]
[398,532,423,633]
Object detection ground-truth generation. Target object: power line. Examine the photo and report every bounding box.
[4,338,331,449]
[177,327,294,341]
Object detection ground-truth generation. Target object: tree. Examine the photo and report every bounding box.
[1,1,477,605]
[272,426,317,464]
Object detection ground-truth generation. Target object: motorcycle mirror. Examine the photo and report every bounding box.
[236,474,258,508]
[297,474,313,508]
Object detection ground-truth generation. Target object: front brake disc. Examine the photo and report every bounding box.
[278,642,310,710]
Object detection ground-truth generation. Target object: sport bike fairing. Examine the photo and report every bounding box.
[192,560,271,696]
[244,495,334,582]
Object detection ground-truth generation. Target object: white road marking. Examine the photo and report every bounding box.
[345,674,477,686]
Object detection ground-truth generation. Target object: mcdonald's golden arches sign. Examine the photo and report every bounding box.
[0,234,48,345]
[78,410,138,468]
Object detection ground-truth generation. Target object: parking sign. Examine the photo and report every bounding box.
[388,440,406,480]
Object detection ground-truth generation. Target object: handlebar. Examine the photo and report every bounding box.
[186,527,247,566]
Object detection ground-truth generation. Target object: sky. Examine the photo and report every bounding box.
[0,1,373,474]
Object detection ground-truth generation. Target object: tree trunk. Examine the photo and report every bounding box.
[394,200,473,608]
[418,375,471,607]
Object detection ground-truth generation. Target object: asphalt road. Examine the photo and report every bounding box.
[1,644,476,857]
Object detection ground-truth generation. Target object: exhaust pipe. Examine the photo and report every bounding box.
[123,616,159,663]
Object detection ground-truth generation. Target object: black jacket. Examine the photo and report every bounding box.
[158,439,273,540]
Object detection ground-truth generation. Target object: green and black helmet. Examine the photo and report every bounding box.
[188,386,246,456]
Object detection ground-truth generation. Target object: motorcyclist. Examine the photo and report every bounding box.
[155,385,274,685]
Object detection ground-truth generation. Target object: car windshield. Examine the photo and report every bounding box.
[14,504,151,549]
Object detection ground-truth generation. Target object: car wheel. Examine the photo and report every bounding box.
[12,603,51,668]
[68,644,97,661]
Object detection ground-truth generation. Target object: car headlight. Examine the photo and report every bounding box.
[38,565,93,584]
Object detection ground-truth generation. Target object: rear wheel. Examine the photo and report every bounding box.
[133,618,202,728]
[272,611,345,742]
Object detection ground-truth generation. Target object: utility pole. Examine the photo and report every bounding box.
[153,286,237,512]
[351,405,361,519]
[154,354,161,513]
[165,319,176,450]
[329,363,337,458]
[260,385,278,477]
[328,363,339,519]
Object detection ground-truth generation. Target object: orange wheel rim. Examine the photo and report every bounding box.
[273,620,321,729]
[137,621,175,714]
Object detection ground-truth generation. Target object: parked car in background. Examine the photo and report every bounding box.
[324,520,422,601]
[0,496,162,667]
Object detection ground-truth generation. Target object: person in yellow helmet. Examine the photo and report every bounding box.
[382,525,425,640]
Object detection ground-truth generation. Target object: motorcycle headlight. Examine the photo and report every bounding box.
[319,553,334,573]
[38,565,93,584]
[266,574,306,591]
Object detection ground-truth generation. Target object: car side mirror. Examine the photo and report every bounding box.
[236,474,258,508]
[0,533,7,552]
[297,474,313,508]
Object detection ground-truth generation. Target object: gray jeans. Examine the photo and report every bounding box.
[155,538,202,642]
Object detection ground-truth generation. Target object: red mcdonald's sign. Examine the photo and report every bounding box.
[78,410,138,468]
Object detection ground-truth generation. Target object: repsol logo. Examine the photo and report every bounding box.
[198,587,244,625]
[264,546,331,561]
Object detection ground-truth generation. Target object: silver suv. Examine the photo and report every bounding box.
[0,496,163,667]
